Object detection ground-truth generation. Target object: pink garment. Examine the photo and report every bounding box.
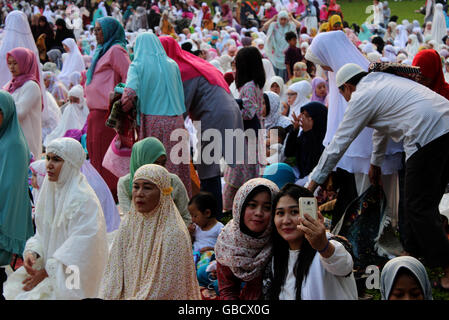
[4,48,42,109]
[85,45,131,111]
[266,7,278,19]
[320,5,328,21]
[295,0,305,15]
[159,36,231,93]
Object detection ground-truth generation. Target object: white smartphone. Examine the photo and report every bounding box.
[299,197,318,220]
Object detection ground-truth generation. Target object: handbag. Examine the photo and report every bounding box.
[102,135,132,178]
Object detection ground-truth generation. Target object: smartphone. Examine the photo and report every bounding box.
[299,197,318,220]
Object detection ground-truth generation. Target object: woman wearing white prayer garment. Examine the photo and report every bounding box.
[305,31,403,230]
[44,85,89,147]
[286,80,312,119]
[432,3,447,47]
[3,138,108,300]
[405,34,420,58]
[57,38,86,88]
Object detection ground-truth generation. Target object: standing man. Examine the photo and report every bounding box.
[307,63,449,290]
[85,17,131,200]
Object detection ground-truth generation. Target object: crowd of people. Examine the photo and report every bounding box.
[0,0,449,301]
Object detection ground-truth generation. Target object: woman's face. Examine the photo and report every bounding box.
[316,82,327,97]
[270,82,280,95]
[243,191,272,233]
[287,90,297,106]
[389,272,424,300]
[274,195,304,250]
[279,17,288,27]
[69,96,80,104]
[63,44,70,53]
[94,22,104,45]
[132,179,161,214]
[44,78,51,88]
[153,154,167,167]
[293,67,302,78]
[46,152,64,182]
[31,172,39,189]
[7,55,20,77]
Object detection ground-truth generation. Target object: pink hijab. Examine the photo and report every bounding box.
[159,36,231,93]
[5,48,43,109]
[5,48,40,94]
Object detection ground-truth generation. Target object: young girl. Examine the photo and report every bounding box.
[215,178,279,300]
[263,183,358,300]
[222,47,266,211]
[286,62,311,86]
[310,77,328,106]
[380,256,433,300]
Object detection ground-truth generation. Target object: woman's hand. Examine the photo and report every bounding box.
[291,112,301,131]
[22,269,48,291]
[188,223,196,235]
[298,211,334,257]
[23,252,37,276]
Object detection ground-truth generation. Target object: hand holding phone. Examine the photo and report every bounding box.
[299,197,318,221]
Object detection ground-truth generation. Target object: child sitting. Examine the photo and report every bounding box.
[286,61,312,86]
[266,126,287,165]
[188,192,224,298]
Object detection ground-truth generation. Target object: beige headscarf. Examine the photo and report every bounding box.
[99,164,201,300]
[215,178,279,282]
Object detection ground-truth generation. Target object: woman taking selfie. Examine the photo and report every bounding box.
[215,178,279,300]
[263,183,358,300]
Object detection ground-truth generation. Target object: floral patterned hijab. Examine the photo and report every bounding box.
[215,178,279,282]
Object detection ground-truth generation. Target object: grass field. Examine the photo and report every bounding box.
[339,0,425,26]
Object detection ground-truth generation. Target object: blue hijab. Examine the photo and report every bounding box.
[263,163,296,189]
[0,90,34,265]
[125,32,185,124]
[86,17,127,85]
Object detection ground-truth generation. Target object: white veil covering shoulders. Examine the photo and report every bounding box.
[3,138,108,300]
[0,10,50,129]
[44,85,89,147]
[58,38,86,88]
[306,31,403,175]
[432,3,446,45]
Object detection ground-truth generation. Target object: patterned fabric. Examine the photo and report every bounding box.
[139,114,192,197]
[368,62,424,84]
[99,164,201,300]
[215,178,279,282]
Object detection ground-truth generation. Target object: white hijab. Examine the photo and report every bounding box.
[395,25,409,48]
[287,80,312,119]
[432,3,446,45]
[44,85,89,147]
[262,58,276,91]
[58,38,86,88]
[305,31,402,173]
[406,34,420,58]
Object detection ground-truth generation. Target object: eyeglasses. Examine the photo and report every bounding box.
[287,92,297,97]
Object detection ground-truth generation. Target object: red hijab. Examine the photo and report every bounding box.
[413,49,449,100]
[5,48,40,94]
[159,36,230,93]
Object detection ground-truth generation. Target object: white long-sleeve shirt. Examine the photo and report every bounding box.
[278,236,358,300]
[311,72,449,184]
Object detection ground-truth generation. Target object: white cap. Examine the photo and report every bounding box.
[336,63,365,88]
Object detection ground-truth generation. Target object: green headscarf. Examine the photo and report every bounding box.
[0,90,34,265]
[86,17,127,85]
[358,23,373,42]
[129,137,167,193]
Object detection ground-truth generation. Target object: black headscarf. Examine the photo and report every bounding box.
[284,102,328,178]
[35,16,55,50]
[371,36,385,54]
[54,18,75,51]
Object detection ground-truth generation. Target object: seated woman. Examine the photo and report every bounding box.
[100,164,201,300]
[284,101,327,186]
[117,137,191,226]
[264,183,358,300]
[3,138,108,300]
[380,256,433,300]
[215,178,279,300]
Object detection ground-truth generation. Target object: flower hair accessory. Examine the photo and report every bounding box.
[162,186,173,195]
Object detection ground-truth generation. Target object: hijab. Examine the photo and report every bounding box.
[215,178,279,281]
[159,36,231,93]
[58,38,86,88]
[412,49,449,100]
[358,23,373,42]
[128,137,167,194]
[296,102,328,178]
[47,49,63,70]
[0,90,34,264]
[264,91,292,129]
[269,75,287,101]
[262,163,296,189]
[126,33,185,123]
[30,159,47,204]
[406,34,420,58]
[99,164,201,299]
[287,80,312,118]
[311,76,327,104]
[86,17,127,85]
[380,256,433,300]
[54,18,76,49]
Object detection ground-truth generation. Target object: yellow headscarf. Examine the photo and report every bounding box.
[319,22,330,33]
[329,15,342,30]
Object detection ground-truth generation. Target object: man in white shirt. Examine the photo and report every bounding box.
[308,63,449,289]
[373,0,384,26]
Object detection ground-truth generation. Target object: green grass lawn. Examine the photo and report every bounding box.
[339,0,425,26]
